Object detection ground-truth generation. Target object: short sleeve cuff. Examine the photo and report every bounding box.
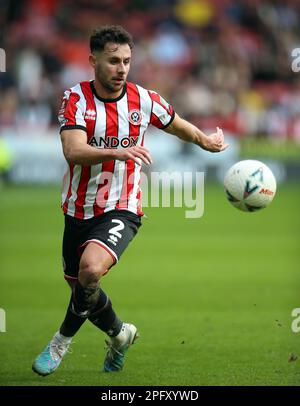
[60,125,87,133]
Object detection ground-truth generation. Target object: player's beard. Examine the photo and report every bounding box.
[96,65,125,94]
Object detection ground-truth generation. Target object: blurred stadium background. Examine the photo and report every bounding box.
[0,0,299,386]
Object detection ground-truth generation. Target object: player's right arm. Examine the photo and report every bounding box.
[60,129,152,166]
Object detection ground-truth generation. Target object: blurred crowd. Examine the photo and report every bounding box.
[1,0,300,141]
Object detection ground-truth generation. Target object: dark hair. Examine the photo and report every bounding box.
[90,25,134,53]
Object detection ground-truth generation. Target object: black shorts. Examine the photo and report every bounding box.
[62,210,142,281]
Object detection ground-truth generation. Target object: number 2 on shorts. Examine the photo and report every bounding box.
[109,219,125,239]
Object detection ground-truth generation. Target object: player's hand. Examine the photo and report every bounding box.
[202,127,229,153]
[116,146,153,165]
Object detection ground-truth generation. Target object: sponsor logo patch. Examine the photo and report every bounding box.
[88,136,138,148]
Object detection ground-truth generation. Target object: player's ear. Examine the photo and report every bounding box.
[89,54,97,68]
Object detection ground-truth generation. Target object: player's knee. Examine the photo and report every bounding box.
[79,261,105,286]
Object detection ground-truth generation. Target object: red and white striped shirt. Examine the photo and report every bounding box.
[58,80,175,220]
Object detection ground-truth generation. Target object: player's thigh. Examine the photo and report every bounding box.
[87,210,142,265]
[77,210,142,284]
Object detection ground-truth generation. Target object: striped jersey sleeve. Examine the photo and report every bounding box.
[148,90,175,129]
[58,88,87,133]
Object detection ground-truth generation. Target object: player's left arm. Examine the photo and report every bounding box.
[164,113,229,153]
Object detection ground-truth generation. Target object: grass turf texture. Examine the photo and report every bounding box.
[0,183,299,386]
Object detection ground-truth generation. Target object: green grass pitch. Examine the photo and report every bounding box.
[0,183,299,386]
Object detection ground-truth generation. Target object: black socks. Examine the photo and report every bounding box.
[89,290,123,337]
[60,282,122,338]
[60,296,87,337]
[72,282,100,316]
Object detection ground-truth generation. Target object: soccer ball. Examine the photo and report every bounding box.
[224,160,277,212]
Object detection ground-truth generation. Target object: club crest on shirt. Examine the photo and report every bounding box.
[128,109,142,125]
